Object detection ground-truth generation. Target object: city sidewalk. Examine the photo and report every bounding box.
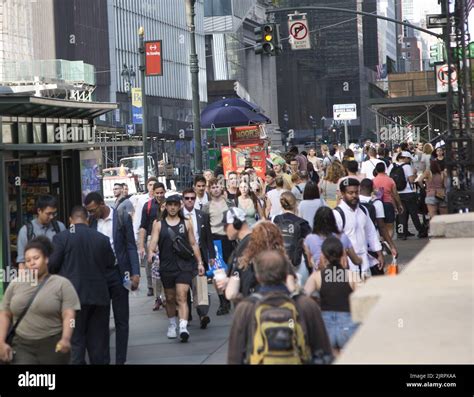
[109,233,428,365]
[110,275,232,365]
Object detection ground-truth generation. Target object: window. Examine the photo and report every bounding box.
[204,0,232,17]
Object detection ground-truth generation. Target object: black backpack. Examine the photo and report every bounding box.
[390,163,408,191]
[274,216,304,267]
[335,204,373,230]
[26,220,60,241]
[359,200,381,230]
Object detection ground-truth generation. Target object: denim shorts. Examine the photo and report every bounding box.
[425,196,447,207]
[322,311,359,350]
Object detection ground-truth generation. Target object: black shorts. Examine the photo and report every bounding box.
[160,271,193,289]
[383,202,395,224]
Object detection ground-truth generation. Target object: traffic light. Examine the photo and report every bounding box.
[254,23,282,56]
[429,42,444,66]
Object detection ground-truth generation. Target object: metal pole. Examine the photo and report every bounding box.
[344,120,349,148]
[266,6,442,38]
[139,27,148,187]
[427,105,431,142]
[187,0,203,175]
[375,113,380,144]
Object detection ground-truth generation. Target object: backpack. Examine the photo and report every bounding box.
[273,216,304,267]
[390,163,408,191]
[334,205,373,230]
[359,200,381,230]
[246,292,311,365]
[26,220,60,242]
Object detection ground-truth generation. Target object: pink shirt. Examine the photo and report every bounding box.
[373,174,396,204]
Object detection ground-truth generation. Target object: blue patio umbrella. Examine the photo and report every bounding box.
[201,105,271,129]
[205,97,261,112]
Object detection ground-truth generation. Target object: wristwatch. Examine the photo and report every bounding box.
[198,261,204,266]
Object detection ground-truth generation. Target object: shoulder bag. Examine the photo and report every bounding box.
[5,275,51,346]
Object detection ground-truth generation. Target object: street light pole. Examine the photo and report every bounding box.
[138,27,149,187]
[121,64,136,126]
[186,0,203,175]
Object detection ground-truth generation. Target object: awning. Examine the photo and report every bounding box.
[0,141,143,151]
[0,96,117,120]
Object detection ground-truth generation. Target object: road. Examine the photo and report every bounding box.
[110,234,429,365]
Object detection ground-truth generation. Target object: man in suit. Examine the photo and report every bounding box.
[49,206,116,364]
[181,188,216,329]
[84,192,140,365]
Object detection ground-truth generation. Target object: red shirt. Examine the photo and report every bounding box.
[373,173,396,204]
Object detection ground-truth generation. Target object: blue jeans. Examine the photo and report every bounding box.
[322,311,359,350]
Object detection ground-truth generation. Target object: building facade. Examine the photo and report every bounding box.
[204,0,280,148]
[274,0,376,144]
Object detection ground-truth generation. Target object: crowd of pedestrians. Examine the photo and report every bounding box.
[0,139,446,365]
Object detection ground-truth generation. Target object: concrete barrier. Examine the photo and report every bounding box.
[336,214,474,364]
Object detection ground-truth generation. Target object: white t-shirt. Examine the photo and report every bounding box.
[360,158,384,180]
[359,195,385,219]
[298,198,326,229]
[195,193,209,210]
[387,162,414,194]
[267,188,286,218]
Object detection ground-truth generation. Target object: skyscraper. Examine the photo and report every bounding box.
[274,0,373,143]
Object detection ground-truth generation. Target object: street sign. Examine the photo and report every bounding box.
[426,14,448,29]
[145,40,163,76]
[435,64,458,93]
[288,14,311,50]
[333,103,357,121]
[132,87,143,124]
[126,124,135,135]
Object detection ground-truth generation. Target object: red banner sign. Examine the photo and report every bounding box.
[145,41,163,76]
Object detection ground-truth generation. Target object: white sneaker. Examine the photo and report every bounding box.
[179,325,189,343]
[167,324,177,339]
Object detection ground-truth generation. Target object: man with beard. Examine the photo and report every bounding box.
[333,178,383,279]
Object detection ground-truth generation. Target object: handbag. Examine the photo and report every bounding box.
[5,275,51,346]
[167,226,194,261]
[435,189,446,201]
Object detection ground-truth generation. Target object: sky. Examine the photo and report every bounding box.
[413,0,473,36]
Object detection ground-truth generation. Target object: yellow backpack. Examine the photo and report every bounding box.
[246,293,311,365]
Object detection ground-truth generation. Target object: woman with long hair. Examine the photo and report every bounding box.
[224,221,296,301]
[306,237,360,356]
[0,237,80,364]
[322,160,346,207]
[235,181,264,227]
[421,143,434,172]
[303,207,361,277]
[298,181,327,229]
[250,179,266,219]
[422,160,448,219]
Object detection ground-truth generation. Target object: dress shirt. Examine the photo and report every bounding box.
[97,206,115,255]
[333,200,382,272]
[183,208,199,245]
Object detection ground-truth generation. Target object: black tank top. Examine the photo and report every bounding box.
[158,218,187,273]
[320,263,353,312]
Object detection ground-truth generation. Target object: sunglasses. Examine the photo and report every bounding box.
[184,197,196,201]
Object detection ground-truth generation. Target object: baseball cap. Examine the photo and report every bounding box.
[222,207,247,226]
[400,151,414,160]
[273,157,286,166]
[165,194,182,203]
